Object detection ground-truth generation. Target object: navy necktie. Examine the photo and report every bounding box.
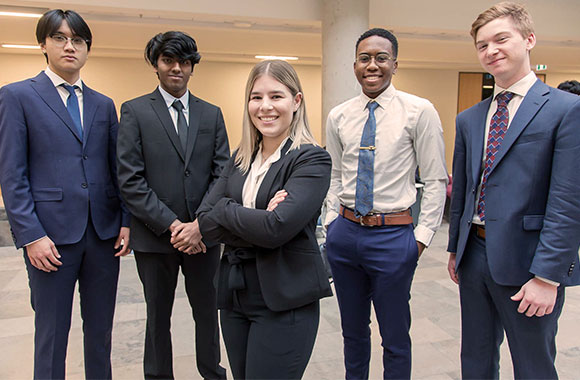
[478,91,515,221]
[62,84,82,138]
[355,101,379,217]
[172,100,188,152]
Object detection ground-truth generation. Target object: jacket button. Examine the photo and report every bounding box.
[184,170,191,177]
[83,155,88,160]
[81,183,88,189]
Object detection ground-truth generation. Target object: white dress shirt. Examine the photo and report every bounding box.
[325,84,448,246]
[242,137,289,209]
[44,66,84,127]
[158,86,190,131]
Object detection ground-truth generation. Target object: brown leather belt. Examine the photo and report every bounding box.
[472,224,486,239]
[340,205,412,227]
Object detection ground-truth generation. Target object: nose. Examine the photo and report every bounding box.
[367,57,379,70]
[260,97,274,111]
[170,62,182,72]
[63,38,75,51]
[486,43,499,57]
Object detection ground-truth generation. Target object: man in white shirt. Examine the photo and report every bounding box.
[116,31,229,380]
[325,27,447,380]
[447,2,580,378]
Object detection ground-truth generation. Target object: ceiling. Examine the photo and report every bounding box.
[1,0,579,73]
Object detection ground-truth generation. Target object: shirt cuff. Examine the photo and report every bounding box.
[535,275,560,287]
[414,224,435,247]
[24,236,47,247]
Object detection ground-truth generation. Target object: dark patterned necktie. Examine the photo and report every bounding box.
[478,91,515,221]
[171,100,188,152]
[62,84,82,138]
[355,101,379,217]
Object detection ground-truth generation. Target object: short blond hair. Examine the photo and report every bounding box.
[235,60,318,173]
[470,2,534,42]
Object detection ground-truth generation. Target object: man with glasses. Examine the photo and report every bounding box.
[324,28,447,379]
[0,9,129,379]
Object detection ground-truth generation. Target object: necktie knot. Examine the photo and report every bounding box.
[172,99,184,112]
[62,84,78,95]
[367,101,379,113]
[496,91,514,107]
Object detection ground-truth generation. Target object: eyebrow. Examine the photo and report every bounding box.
[250,90,285,95]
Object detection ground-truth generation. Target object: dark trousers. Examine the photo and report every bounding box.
[220,259,319,380]
[326,216,418,380]
[24,219,119,380]
[134,246,226,380]
[458,231,564,379]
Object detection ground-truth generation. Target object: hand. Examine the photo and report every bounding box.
[267,189,288,211]
[447,252,459,284]
[511,278,558,317]
[26,236,62,272]
[417,241,426,258]
[170,219,207,254]
[114,227,131,257]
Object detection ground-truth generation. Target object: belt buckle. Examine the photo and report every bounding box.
[359,212,375,227]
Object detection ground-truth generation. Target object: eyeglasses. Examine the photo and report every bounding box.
[356,53,395,65]
[49,34,89,49]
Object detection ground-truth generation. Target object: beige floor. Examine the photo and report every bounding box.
[1,222,579,379]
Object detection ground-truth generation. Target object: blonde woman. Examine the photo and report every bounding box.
[197,60,332,379]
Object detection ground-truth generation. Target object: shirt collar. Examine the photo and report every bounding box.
[44,66,83,91]
[158,85,189,111]
[255,136,290,168]
[358,84,396,110]
[493,71,537,100]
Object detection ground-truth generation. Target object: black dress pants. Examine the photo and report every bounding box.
[220,259,319,380]
[135,246,226,380]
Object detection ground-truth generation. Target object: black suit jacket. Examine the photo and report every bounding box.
[117,88,229,253]
[197,140,333,311]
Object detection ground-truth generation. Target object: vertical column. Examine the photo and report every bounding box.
[321,0,369,144]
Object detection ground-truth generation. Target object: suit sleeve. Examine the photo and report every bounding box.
[199,107,230,207]
[204,147,331,249]
[447,114,468,253]
[530,98,580,282]
[0,85,46,247]
[106,99,130,227]
[116,101,178,235]
[197,155,251,247]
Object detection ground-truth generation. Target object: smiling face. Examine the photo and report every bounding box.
[155,54,193,98]
[354,35,398,99]
[248,74,302,148]
[475,16,535,88]
[40,20,88,83]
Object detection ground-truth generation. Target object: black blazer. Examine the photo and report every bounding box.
[117,88,230,253]
[197,140,333,311]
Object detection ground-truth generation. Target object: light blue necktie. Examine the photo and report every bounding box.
[62,84,83,139]
[355,101,379,217]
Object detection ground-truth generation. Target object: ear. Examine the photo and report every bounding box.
[293,92,303,112]
[525,33,536,51]
[40,42,46,54]
[392,60,398,75]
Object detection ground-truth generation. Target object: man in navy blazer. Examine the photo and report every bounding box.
[0,10,130,380]
[447,2,580,379]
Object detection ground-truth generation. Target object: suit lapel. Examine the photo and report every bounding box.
[470,98,492,185]
[255,139,293,209]
[150,89,185,162]
[489,80,549,174]
[185,92,201,165]
[81,83,97,148]
[30,72,82,143]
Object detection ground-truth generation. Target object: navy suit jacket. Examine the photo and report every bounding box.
[448,80,580,286]
[197,141,333,311]
[0,72,129,248]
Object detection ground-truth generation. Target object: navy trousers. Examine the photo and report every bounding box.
[24,219,119,380]
[458,230,564,379]
[326,215,418,380]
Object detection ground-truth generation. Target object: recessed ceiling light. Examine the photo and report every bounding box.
[255,55,299,61]
[1,44,40,49]
[0,11,43,18]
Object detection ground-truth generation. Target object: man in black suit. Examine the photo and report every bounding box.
[117,31,229,380]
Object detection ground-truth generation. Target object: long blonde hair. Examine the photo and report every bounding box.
[235,60,318,173]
